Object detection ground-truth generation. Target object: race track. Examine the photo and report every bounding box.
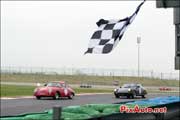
[1,93,179,116]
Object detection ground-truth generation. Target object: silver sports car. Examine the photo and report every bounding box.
[114,83,147,99]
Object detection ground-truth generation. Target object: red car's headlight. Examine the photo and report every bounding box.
[34,88,38,93]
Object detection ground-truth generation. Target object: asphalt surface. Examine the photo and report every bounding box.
[1,93,179,116]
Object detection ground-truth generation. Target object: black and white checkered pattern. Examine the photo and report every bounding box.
[85,0,145,54]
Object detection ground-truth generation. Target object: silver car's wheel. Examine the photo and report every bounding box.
[131,94,134,99]
[142,95,145,98]
[115,94,120,98]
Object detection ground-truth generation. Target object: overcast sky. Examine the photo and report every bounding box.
[1,1,179,74]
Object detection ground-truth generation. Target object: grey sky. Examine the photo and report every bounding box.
[1,1,178,74]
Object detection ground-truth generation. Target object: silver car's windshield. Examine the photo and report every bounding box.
[122,84,131,88]
[122,84,137,88]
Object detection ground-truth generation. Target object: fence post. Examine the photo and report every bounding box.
[53,106,62,120]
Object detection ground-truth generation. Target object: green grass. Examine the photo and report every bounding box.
[1,84,178,97]
[0,84,112,97]
[1,73,179,87]
[0,84,36,97]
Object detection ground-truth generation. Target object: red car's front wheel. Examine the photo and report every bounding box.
[68,93,74,99]
[36,96,41,100]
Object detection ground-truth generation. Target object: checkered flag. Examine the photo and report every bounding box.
[85,0,145,54]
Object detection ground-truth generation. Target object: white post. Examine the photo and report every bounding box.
[137,37,141,78]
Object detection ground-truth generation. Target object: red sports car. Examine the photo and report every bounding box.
[34,81,75,100]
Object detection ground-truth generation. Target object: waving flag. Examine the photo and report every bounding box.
[85,0,145,54]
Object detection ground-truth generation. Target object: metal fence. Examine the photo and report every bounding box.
[1,66,179,81]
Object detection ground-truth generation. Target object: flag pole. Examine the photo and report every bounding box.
[137,37,141,78]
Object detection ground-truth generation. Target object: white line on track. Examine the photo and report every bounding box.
[1,92,178,100]
[0,93,111,100]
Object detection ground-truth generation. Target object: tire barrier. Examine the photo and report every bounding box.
[89,101,180,120]
[80,84,92,88]
[1,96,179,120]
[159,87,172,91]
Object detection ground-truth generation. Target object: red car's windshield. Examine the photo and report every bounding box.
[46,82,65,87]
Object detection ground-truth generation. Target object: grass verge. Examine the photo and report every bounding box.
[1,84,178,97]
[0,84,36,97]
[0,84,112,97]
